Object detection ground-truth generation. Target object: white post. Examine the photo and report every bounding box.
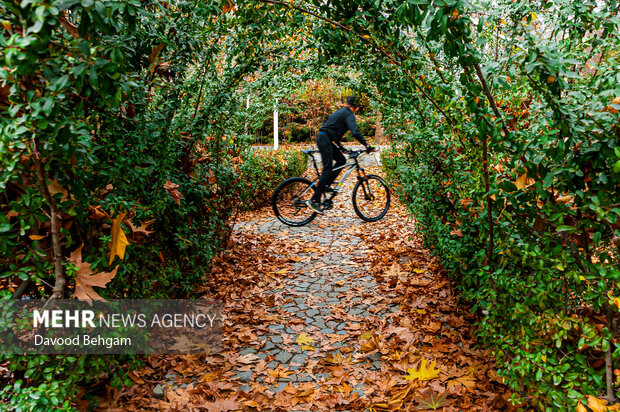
[245,94,250,135]
[273,98,279,150]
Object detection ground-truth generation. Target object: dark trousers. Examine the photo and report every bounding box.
[312,132,346,202]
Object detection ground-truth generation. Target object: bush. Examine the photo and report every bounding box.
[238,149,307,209]
[382,114,620,410]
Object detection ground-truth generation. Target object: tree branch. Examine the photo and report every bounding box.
[33,153,65,299]
[473,61,509,136]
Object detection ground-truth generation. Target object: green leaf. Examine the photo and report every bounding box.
[499,180,518,192]
[79,40,90,58]
[556,225,576,233]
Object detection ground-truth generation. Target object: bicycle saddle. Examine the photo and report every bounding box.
[302,149,319,155]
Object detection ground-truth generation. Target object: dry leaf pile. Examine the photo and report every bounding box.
[100,167,511,411]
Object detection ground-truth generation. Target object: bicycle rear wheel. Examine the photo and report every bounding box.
[352,174,391,222]
[272,177,318,226]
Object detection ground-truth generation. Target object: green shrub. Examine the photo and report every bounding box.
[238,149,307,209]
[382,117,620,410]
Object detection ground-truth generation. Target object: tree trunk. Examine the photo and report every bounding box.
[374,110,385,143]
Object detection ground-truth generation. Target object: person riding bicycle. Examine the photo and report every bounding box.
[306,96,375,214]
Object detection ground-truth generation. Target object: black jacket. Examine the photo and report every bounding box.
[318,107,368,147]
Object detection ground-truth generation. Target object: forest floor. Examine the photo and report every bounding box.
[102,167,512,411]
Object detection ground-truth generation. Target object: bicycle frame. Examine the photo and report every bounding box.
[303,151,368,202]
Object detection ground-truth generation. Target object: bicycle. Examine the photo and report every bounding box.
[271,147,391,226]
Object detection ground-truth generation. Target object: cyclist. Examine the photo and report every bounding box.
[306,96,375,214]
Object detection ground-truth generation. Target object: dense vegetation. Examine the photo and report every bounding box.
[1,0,618,410]
[0,1,305,408]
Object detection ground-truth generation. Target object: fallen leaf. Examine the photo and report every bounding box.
[125,218,155,237]
[405,357,441,381]
[236,353,260,364]
[223,0,235,13]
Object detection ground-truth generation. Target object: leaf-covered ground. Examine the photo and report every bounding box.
[102,167,512,411]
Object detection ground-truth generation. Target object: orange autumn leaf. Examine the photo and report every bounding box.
[577,395,620,412]
[223,0,235,13]
[69,244,118,301]
[515,173,528,190]
[109,212,130,265]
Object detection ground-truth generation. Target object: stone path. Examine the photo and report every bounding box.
[233,201,398,397]
[114,162,510,411]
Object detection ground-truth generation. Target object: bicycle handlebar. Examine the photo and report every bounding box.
[342,148,375,156]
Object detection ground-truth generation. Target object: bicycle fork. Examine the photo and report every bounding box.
[357,173,375,201]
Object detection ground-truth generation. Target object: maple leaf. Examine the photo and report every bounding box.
[413,388,452,410]
[296,333,315,350]
[69,244,118,301]
[108,212,130,265]
[164,179,183,205]
[125,218,155,238]
[405,357,441,381]
[267,367,294,378]
[236,353,260,364]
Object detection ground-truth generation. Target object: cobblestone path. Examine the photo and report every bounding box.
[232,181,400,398]
[117,163,509,411]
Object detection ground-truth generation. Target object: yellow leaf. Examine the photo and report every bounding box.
[109,213,130,265]
[405,357,440,381]
[29,235,46,240]
[515,173,528,190]
[296,333,315,346]
[582,395,620,412]
[541,355,547,363]
[547,75,556,84]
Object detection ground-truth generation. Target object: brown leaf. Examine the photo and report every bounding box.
[223,2,236,14]
[48,179,69,202]
[69,244,118,301]
[88,205,110,220]
[164,179,183,205]
[125,218,155,237]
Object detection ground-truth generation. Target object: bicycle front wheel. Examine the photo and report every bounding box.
[272,177,318,226]
[352,174,391,222]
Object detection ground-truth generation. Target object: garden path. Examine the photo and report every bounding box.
[113,166,511,411]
